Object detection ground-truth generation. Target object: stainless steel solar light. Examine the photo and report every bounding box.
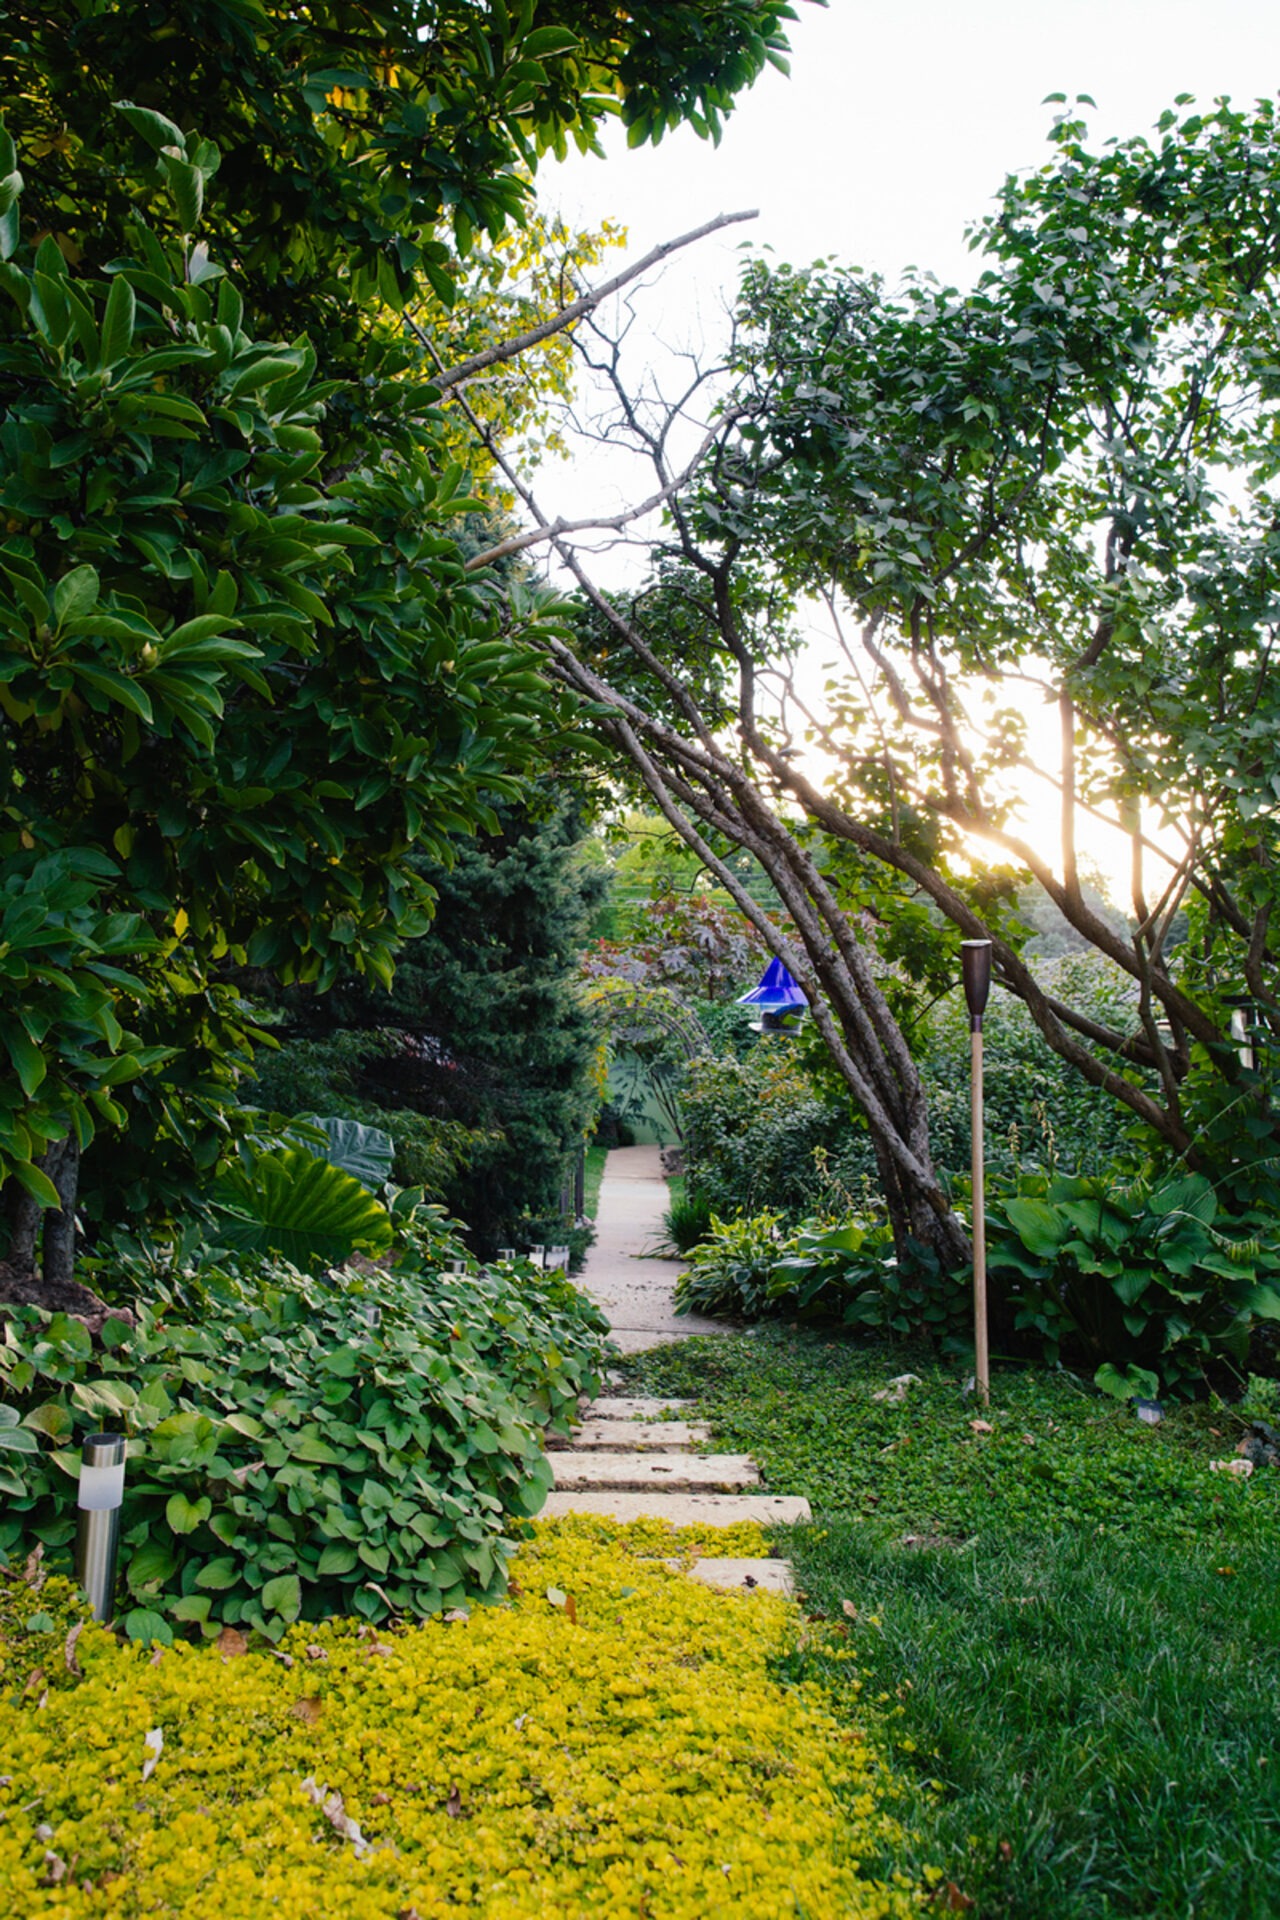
[76,1432,126,1622]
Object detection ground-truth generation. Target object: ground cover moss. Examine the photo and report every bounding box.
[0,1518,926,1918]
[627,1330,1277,1548]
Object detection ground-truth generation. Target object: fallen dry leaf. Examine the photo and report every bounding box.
[446,1784,463,1820]
[305,1645,328,1663]
[216,1627,248,1661]
[841,1599,858,1620]
[371,1791,391,1807]
[565,1594,578,1625]
[141,1728,163,1784]
[39,1848,68,1887]
[23,1667,46,1697]
[301,1776,369,1857]
[291,1696,324,1725]
[64,1621,84,1678]
[998,1840,1014,1863]
[969,1419,994,1435]
[941,1881,976,1912]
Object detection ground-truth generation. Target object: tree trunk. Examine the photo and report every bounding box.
[1,1177,40,1276]
[0,1138,119,1328]
[41,1136,81,1288]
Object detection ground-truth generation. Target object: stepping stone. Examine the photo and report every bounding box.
[581,1397,693,1420]
[540,1490,811,1525]
[551,1451,759,1494]
[686,1558,796,1597]
[568,1419,711,1451]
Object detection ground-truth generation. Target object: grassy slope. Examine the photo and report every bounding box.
[623,1330,1280,1920]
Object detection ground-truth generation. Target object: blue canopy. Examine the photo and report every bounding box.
[737,957,808,1012]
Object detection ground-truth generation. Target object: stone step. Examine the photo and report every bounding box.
[686,1558,796,1597]
[564,1419,710,1451]
[540,1489,811,1526]
[551,1451,759,1494]
[584,1397,693,1420]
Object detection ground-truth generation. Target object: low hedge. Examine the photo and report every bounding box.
[0,1229,610,1641]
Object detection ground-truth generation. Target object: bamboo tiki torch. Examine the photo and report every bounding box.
[961,940,993,1406]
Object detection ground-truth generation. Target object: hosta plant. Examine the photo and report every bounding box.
[989,1170,1280,1395]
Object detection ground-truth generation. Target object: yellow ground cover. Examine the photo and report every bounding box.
[0,1519,923,1918]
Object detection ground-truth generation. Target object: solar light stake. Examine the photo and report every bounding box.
[76,1432,126,1622]
[962,941,993,1407]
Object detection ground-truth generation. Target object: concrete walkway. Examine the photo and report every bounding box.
[541,1146,813,1565]
[577,1144,726,1354]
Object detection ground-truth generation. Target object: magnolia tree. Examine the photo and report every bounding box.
[459,97,1280,1260]
[0,0,797,1299]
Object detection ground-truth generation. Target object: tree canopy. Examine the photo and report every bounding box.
[475,94,1280,1256]
[0,0,797,1292]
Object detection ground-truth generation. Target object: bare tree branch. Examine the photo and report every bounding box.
[433,209,758,393]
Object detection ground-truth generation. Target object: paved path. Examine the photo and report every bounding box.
[541,1148,812,1579]
[578,1144,726,1354]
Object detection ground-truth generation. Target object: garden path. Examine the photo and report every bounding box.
[574,1143,724,1354]
[541,1145,809,1589]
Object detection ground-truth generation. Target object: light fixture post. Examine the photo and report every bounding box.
[75,1431,126,1622]
[961,940,993,1407]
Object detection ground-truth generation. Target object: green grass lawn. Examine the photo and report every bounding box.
[623,1330,1280,1920]
[583,1142,608,1222]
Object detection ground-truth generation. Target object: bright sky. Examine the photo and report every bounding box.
[530,1,1280,900]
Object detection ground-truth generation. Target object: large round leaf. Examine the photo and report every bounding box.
[212,1148,394,1268]
[298,1115,395,1192]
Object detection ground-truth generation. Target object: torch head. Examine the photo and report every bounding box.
[961,939,993,1029]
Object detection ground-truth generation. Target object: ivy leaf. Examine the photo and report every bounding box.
[165,1491,212,1534]
[261,1573,302,1622]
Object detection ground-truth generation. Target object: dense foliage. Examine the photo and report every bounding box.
[0,0,795,1289]
[0,1517,925,1919]
[990,1169,1280,1395]
[674,1212,972,1353]
[679,1039,871,1224]
[251,799,604,1258]
[0,1229,610,1638]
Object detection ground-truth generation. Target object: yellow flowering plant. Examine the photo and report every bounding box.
[0,1520,926,1918]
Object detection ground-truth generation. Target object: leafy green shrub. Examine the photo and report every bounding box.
[662,1182,716,1255]
[0,1224,609,1640]
[988,1170,1280,1395]
[917,955,1142,1186]
[675,1210,971,1352]
[210,1147,395,1268]
[674,1210,787,1316]
[246,1033,499,1204]
[680,1044,872,1223]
